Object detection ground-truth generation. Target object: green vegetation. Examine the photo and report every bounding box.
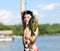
[0,23,60,36]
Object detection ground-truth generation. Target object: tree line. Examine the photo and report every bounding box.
[0,23,60,36]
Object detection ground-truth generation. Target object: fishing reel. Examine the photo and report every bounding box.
[24,42,29,51]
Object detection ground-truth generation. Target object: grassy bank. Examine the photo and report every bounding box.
[0,23,60,36]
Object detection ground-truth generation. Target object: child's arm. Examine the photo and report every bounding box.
[29,27,39,43]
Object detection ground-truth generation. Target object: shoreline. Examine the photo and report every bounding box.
[12,34,60,38]
[12,35,22,38]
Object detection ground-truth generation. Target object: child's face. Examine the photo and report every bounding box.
[24,14,31,25]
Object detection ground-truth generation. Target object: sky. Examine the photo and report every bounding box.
[0,0,60,25]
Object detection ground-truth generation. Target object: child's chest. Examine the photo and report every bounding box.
[24,27,31,35]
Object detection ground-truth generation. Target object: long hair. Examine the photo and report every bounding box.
[21,10,33,29]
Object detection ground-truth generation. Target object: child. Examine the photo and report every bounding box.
[21,10,38,51]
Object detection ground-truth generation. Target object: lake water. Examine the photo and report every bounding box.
[0,36,60,51]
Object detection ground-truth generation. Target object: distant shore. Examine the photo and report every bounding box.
[12,35,22,38]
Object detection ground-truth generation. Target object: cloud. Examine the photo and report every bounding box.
[38,3,60,10]
[0,9,21,25]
